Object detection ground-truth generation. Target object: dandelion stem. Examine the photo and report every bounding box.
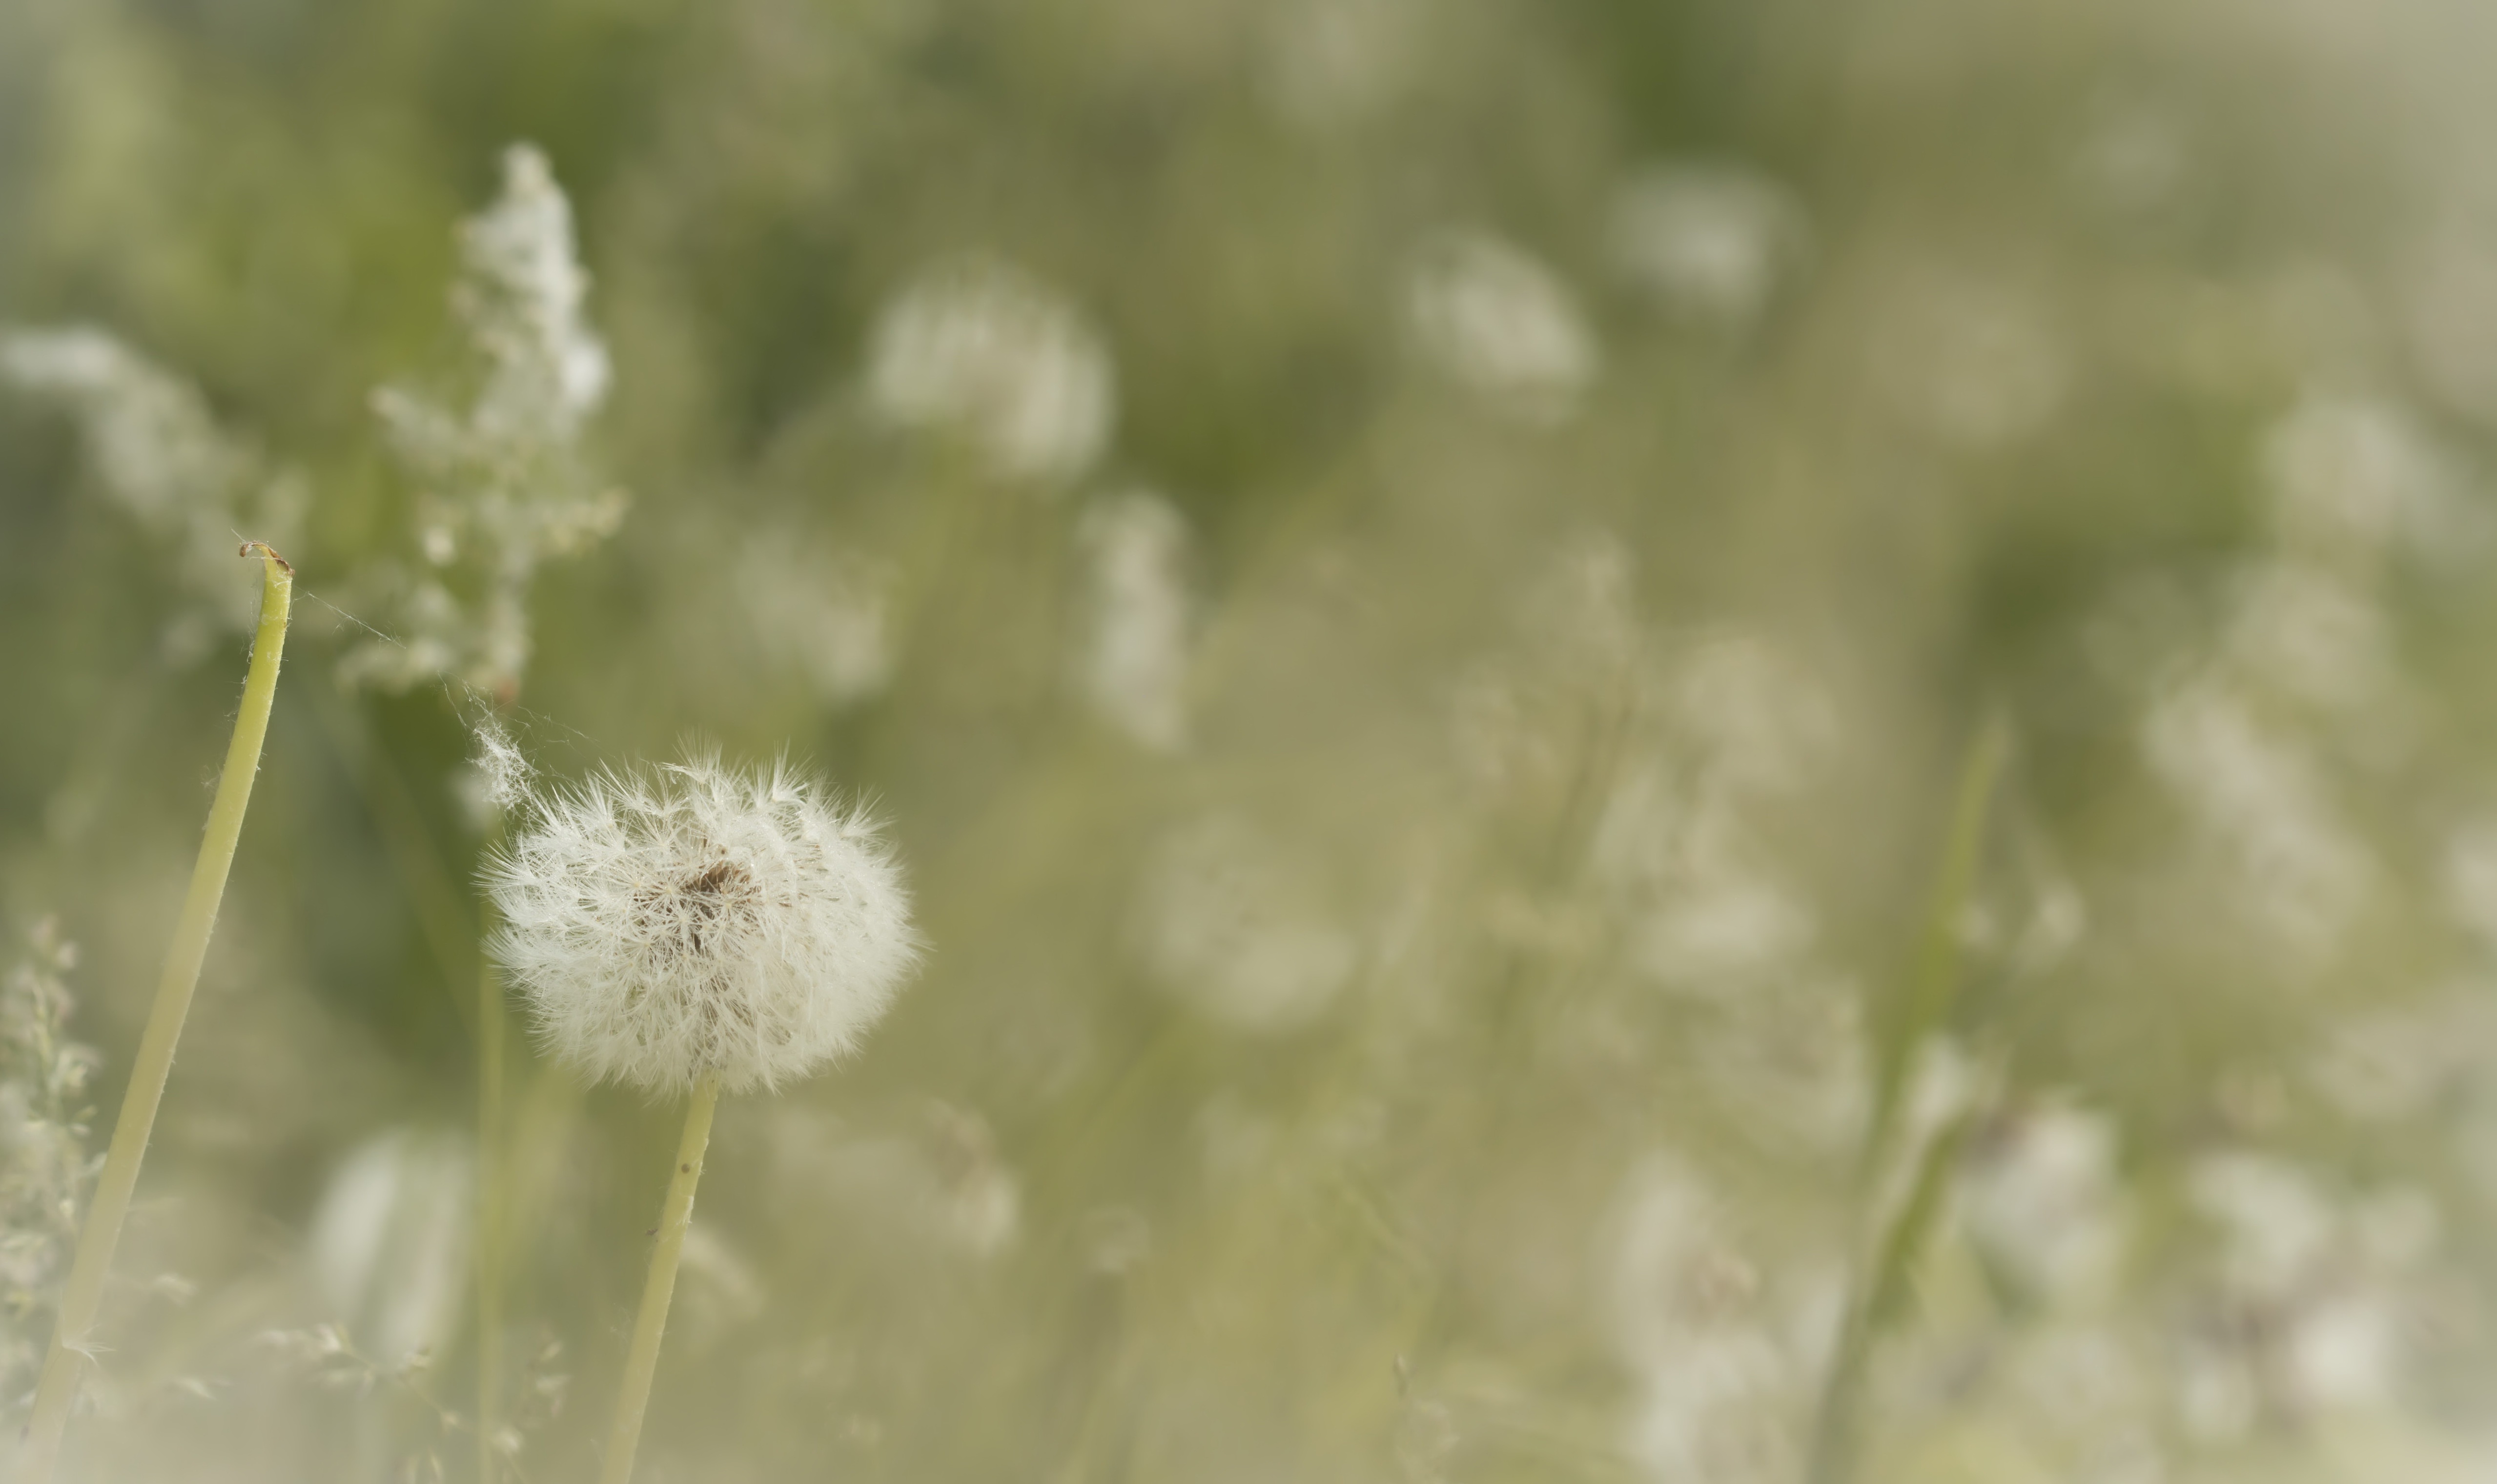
[600,1071,721,1484]
[21,545,293,1481]
[478,948,508,1483]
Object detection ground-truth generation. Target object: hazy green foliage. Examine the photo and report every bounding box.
[8,0,2497,1480]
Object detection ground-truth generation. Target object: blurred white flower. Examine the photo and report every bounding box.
[1076,490,1193,752]
[487,754,921,1095]
[308,1127,472,1369]
[1672,632,1836,801]
[2191,1156,2333,1299]
[1631,873,1815,991]
[1876,276,2067,451]
[1959,1101,2129,1309]
[737,536,895,707]
[1609,163,1808,333]
[351,143,624,696]
[1605,1157,1807,1484]
[0,920,99,1402]
[2222,560,2394,713]
[2071,90,2190,218]
[2403,235,2497,423]
[1132,815,1357,1035]
[1,326,307,655]
[2142,673,2373,953]
[1406,230,1599,422]
[2308,993,2497,1123]
[2188,1154,2439,1419]
[868,255,1116,485]
[2443,823,2497,953]
[1260,0,1414,128]
[769,1104,1021,1261]
[2260,390,2457,559]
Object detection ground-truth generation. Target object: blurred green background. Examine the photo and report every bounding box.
[9,0,2497,1479]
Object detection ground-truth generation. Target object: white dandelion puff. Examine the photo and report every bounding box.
[485,755,921,1097]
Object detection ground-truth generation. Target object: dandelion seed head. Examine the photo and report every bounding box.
[486,756,920,1096]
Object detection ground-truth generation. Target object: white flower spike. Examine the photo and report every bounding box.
[486,755,920,1097]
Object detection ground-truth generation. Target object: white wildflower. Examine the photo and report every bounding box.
[2187,1154,2439,1418]
[867,255,1116,485]
[2260,391,2450,559]
[1,327,306,653]
[1604,1157,1810,1484]
[349,143,623,696]
[1076,490,1193,752]
[0,919,100,1406]
[486,755,920,1096]
[2142,672,2373,953]
[1406,230,1599,421]
[1959,1101,2129,1309]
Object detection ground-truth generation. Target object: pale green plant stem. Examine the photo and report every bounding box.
[601,1072,721,1484]
[477,951,508,1483]
[20,546,293,1481]
[1805,716,2009,1484]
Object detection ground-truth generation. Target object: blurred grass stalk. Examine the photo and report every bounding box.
[479,948,509,1483]
[601,1071,721,1484]
[1807,716,2009,1484]
[20,545,295,1481]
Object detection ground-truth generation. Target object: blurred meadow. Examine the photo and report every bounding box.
[9,0,2497,1479]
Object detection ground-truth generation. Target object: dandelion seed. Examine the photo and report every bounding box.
[486,754,921,1097]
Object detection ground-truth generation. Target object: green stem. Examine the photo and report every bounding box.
[20,545,293,1480]
[1804,715,2011,1484]
[600,1073,721,1484]
[477,951,507,1483]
